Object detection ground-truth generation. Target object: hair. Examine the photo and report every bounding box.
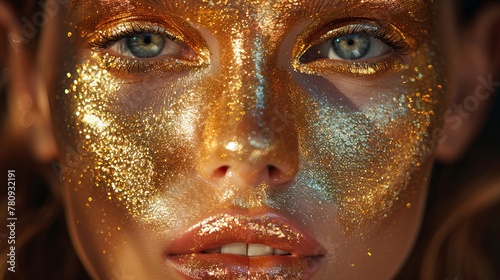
[395,98,500,279]
[0,1,499,279]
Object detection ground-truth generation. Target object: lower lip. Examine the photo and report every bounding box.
[167,253,323,279]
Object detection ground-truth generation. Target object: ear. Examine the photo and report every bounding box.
[0,2,59,163]
[436,3,500,163]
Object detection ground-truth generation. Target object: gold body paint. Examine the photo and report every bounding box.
[51,0,451,279]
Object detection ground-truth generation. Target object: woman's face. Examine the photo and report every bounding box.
[47,0,452,278]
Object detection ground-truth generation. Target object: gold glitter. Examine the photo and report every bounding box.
[196,214,303,243]
[53,1,450,277]
[169,254,316,280]
[57,0,447,232]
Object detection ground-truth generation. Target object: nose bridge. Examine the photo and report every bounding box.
[211,29,275,153]
[199,24,298,184]
[230,31,268,130]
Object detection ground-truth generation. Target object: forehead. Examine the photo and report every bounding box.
[71,0,433,35]
[72,0,426,16]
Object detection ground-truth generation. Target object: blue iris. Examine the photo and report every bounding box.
[126,33,165,58]
[332,34,371,60]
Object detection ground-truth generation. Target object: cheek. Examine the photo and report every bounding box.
[57,52,206,225]
[292,43,447,232]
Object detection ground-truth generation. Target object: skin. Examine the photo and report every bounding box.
[30,0,458,278]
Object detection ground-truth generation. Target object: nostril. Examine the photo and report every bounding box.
[267,165,281,181]
[213,165,229,179]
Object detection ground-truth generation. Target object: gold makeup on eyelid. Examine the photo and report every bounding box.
[302,20,413,55]
[77,15,211,73]
[86,21,183,51]
[292,19,414,77]
[58,0,446,236]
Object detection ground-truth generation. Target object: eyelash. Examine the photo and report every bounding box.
[89,22,174,50]
[88,21,410,76]
[333,23,409,55]
[296,22,411,76]
[88,21,203,74]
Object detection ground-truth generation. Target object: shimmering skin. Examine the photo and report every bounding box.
[51,0,450,279]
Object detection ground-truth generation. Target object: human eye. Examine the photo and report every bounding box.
[87,21,206,74]
[296,21,411,76]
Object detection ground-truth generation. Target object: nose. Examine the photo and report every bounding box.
[197,33,298,188]
[199,122,299,187]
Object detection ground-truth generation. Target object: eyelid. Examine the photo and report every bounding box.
[88,21,177,51]
[301,20,412,60]
[84,18,210,74]
[293,19,413,77]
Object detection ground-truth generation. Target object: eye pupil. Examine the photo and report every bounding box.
[332,34,371,60]
[125,33,165,58]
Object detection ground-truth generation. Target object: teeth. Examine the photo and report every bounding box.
[221,243,247,255]
[248,244,273,256]
[204,243,291,256]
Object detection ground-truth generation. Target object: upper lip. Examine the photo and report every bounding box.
[166,212,325,257]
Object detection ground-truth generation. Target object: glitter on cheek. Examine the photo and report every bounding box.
[293,41,447,233]
[61,55,155,216]
[58,51,207,225]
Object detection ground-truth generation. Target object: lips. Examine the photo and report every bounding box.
[165,213,325,279]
